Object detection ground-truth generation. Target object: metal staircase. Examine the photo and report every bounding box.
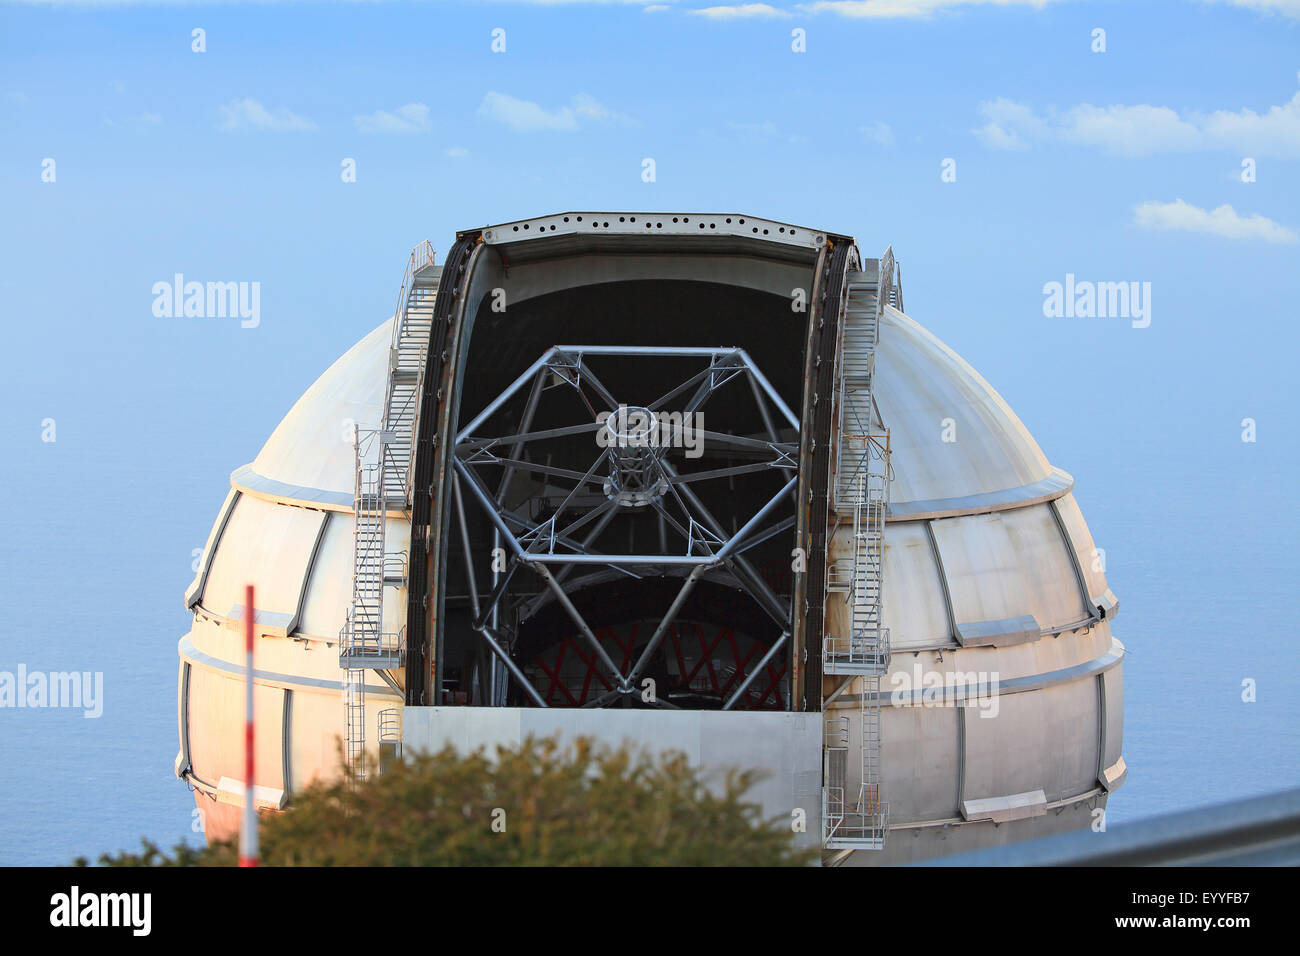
[827,250,894,674]
[380,241,440,506]
[824,248,896,852]
[339,241,437,781]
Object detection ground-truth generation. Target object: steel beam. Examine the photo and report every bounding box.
[721,632,789,711]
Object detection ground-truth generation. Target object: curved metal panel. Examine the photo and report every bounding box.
[929,512,1036,641]
[887,467,1072,521]
[837,634,1126,706]
[249,319,390,494]
[478,253,812,310]
[1054,492,1119,619]
[298,511,406,641]
[878,704,960,823]
[878,522,954,651]
[875,305,1053,505]
[185,487,239,609]
[178,635,396,697]
[202,495,327,625]
[998,503,1091,628]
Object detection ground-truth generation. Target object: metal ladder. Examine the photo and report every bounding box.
[341,451,386,779]
[824,249,895,851]
[339,241,437,781]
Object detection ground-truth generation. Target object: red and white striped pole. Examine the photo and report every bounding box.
[239,584,259,867]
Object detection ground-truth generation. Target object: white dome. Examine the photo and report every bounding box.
[177,248,1123,861]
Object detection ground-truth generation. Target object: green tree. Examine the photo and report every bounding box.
[88,736,814,866]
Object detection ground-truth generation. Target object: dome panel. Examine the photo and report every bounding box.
[186,665,286,791]
[201,495,325,623]
[1053,493,1114,611]
[961,680,1100,806]
[997,504,1090,629]
[876,306,1052,507]
[879,523,953,651]
[930,512,1037,642]
[296,514,409,640]
[878,706,960,823]
[250,319,391,495]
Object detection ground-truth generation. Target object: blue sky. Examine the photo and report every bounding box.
[1,0,1298,862]
[3,0,1297,435]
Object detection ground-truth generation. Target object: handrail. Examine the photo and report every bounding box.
[381,240,437,503]
[390,239,435,339]
[877,246,895,323]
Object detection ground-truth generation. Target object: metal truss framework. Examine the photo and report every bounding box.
[452,345,799,709]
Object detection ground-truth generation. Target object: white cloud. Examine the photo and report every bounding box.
[478,92,630,131]
[218,98,315,132]
[973,97,1047,149]
[1211,0,1300,19]
[571,93,631,123]
[444,146,470,158]
[1134,198,1297,243]
[800,0,1061,17]
[354,102,429,133]
[691,3,791,17]
[479,92,577,131]
[975,73,1300,158]
[860,120,895,146]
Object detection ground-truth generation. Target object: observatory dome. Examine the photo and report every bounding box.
[176,215,1124,863]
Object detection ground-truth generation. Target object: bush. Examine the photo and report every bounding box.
[89,736,815,866]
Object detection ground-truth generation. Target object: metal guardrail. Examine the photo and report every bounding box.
[823,705,889,850]
[378,707,402,746]
[913,788,1300,866]
[339,626,406,668]
[381,240,437,505]
[390,239,435,333]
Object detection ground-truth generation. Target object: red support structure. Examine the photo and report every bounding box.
[529,620,785,710]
